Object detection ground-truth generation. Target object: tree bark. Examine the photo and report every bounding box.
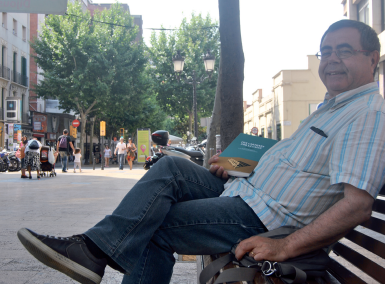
[218,0,244,150]
[79,112,87,164]
[90,118,95,163]
[203,52,222,169]
[188,112,193,139]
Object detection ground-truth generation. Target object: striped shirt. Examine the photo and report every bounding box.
[221,82,385,230]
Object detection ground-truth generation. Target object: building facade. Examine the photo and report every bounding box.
[244,55,327,140]
[0,12,30,150]
[341,0,385,98]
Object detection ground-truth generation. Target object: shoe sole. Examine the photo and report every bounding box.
[17,228,101,284]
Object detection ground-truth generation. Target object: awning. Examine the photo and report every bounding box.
[32,133,45,138]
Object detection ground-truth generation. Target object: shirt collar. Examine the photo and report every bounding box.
[325,82,379,109]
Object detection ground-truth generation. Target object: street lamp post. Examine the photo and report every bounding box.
[172,50,215,141]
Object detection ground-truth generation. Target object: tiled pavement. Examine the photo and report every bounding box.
[0,165,197,284]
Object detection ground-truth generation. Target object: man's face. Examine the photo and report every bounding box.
[318,27,379,97]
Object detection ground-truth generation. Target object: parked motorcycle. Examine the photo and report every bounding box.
[144,130,205,170]
[0,150,21,172]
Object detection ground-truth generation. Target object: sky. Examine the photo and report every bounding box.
[93,0,345,102]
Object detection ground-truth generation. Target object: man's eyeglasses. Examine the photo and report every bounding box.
[316,48,370,60]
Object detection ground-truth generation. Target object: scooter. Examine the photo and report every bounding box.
[0,150,21,172]
[144,130,205,170]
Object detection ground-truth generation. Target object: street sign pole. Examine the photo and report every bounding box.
[100,121,106,170]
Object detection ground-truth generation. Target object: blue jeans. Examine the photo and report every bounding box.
[85,156,267,284]
[59,151,67,171]
[118,154,125,169]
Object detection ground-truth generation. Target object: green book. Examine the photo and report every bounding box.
[214,133,278,177]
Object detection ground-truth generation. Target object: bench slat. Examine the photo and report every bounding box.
[372,199,385,214]
[344,229,385,259]
[326,258,366,284]
[332,242,385,283]
[360,216,385,235]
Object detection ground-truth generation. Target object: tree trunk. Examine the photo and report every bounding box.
[203,52,222,169]
[188,112,193,138]
[90,118,95,164]
[80,113,87,164]
[218,0,244,150]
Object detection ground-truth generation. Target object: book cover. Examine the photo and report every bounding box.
[214,133,278,177]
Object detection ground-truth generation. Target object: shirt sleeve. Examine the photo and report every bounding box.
[330,111,385,198]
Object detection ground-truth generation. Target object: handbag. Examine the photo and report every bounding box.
[199,226,331,284]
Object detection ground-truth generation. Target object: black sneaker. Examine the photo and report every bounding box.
[17,228,107,284]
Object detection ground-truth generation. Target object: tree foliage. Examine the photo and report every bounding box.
[148,13,220,136]
[31,2,163,151]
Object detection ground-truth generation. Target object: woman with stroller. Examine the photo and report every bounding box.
[25,138,42,180]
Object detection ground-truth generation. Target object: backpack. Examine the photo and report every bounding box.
[59,136,68,149]
[199,226,331,284]
[29,140,40,150]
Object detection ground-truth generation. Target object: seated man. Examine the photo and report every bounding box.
[17,19,385,284]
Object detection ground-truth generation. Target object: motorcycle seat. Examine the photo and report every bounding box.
[174,147,203,157]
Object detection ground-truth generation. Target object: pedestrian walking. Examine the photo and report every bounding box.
[73,148,82,173]
[25,138,42,180]
[104,146,111,167]
[20,140,28,178]
[56,129,75,173]
[114,137,127,170]
[126,138,136,170]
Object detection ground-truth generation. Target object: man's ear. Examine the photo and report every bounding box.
[371,50,380,67]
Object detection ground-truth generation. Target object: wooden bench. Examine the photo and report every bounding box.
[198,185,385,284]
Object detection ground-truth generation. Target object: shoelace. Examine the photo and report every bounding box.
[46,234,83,242]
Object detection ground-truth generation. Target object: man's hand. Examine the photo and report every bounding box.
[208,154,229,180]
[235,236,289,262]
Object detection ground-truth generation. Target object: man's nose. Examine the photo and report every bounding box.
[327,51,342,63]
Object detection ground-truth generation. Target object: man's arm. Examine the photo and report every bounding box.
[235,183,374,261]
[56,141,60,153]
[69,141,75,152]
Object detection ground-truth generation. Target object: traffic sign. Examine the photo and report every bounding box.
[251,127,258,135]
[100,121,106,137]
[72,119,80,128]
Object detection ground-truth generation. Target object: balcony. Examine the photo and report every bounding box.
[11,70,28,87]
[0,65,10,80]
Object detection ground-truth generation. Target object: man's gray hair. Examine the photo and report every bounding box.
[320,20,380,54]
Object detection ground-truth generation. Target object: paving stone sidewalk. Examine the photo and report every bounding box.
[0,165,197,284]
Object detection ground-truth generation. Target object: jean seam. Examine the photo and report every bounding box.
[138,245,150,284]
[113,174,181,254]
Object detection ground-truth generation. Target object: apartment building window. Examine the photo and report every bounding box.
[21,56,27,86]
[358,0,370,25]
[1,46,5,66]
[13,52,17,82]
[22,26,26,41]
[276,124,282,141]
[2,13,7,29]
[13,19,17,35]
[1,88,3,109]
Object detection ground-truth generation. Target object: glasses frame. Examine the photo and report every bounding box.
[316,49,371,60]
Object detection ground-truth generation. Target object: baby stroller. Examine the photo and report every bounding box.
[40,146,57,177]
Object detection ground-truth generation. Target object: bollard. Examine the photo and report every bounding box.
[93,157,96,170]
